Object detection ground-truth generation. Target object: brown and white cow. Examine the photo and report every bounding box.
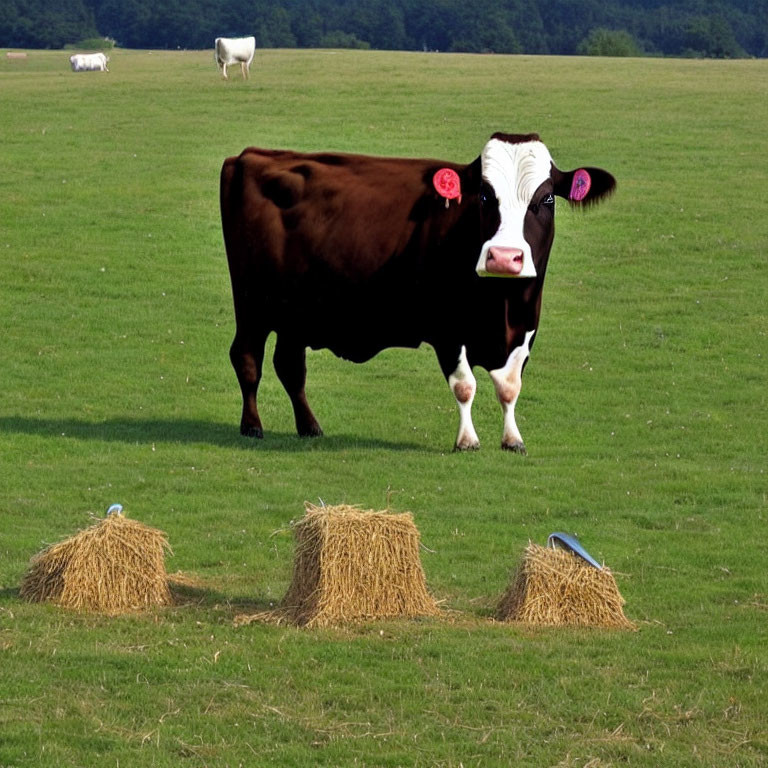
[219,133,615,452]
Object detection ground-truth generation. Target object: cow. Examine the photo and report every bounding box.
[214,36,256,80]
[69,52,109,72]
[219,133,615,452]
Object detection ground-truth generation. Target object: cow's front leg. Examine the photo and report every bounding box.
[489,330,535,453]
[441,345,480,451]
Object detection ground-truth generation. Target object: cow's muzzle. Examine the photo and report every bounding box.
[486,246,525,276]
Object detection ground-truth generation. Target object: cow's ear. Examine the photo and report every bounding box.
[552,165,616,206]
[461,156,483,194]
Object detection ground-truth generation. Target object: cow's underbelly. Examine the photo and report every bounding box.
[275,299,427,363]
[267,289,512,370]
[315,332,424,363]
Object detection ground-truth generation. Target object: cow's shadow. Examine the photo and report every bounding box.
[0,583,276,618]
[168,581,275,615]
[0,416,433,453]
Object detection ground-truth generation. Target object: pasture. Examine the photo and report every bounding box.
[1,48,766,766]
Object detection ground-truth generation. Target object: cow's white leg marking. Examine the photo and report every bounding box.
[489,330,535,452]
[449,345,480,451]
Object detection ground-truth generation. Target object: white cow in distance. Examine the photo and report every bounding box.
[214,36,255,80]
[70,52,109,72]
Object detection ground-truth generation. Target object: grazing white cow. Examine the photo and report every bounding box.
[214,36,255,80]
[70,52,109,72]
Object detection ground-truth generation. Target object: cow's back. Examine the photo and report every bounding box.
[221,149,451,282]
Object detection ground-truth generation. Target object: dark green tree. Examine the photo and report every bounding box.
[682,14,745,57]
[578,27,643,56]
[449,0,521,53]
[254,5,295,47]
[3,0,97,47]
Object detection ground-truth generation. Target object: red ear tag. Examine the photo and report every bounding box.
[569,169,592,202]
[433,168,462,208]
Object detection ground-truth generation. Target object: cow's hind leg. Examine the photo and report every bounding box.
[230,328,269,438]
[273,333,323,437]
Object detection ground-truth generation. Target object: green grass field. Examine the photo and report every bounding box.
[1,48,766,767]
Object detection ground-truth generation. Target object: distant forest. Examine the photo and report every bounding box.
[1,0,766,58]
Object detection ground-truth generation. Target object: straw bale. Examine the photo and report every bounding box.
[236,503,440,628]
[497,542,634,629]
[20,513,172,614]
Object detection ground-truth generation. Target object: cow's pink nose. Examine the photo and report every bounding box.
[486,247,524,275]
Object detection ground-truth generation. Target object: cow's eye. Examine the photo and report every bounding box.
[529,194,555,215]
[479,183,495,208]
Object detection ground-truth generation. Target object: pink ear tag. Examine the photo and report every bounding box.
[569,169,591,202]
[433,168,462,208]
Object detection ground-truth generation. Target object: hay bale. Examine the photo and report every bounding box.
[20,512,172,614]
[497,542,634,629]
[236,504,440,628]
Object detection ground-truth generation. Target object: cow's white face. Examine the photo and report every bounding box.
[476,138,553,278]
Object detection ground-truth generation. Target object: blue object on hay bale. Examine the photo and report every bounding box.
[547,532,602,570]
[107,503,123,516]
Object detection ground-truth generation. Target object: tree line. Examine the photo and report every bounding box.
[1,0,765,58]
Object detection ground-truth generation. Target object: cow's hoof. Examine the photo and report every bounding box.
[298,425,324,438]
[502,441,526,454]
[454,442,480,452]
[241,426,264,439]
